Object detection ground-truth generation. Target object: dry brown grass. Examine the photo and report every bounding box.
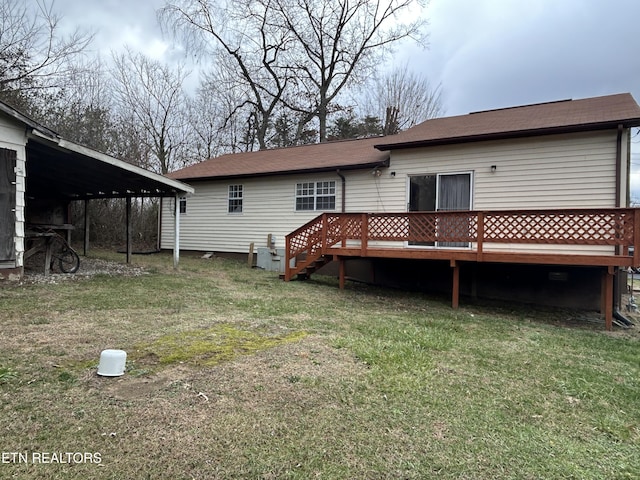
[1,251,639,479]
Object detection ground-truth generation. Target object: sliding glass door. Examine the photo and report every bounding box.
[436,173,471,247]
[408,172,472,247]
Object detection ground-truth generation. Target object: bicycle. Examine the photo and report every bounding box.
[24,225,80,274]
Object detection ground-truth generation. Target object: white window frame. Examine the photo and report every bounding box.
[295,180,336,212]
[228,184,243,214]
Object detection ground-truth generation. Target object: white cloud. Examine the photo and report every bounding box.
[55,0,171,60]
[118,26,169,59]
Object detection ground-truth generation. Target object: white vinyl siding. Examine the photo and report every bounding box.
[381,131,619,212]
[160,130,626,256]
[161,173,346,252]
[0,115,28,268]
[371,130,621,255]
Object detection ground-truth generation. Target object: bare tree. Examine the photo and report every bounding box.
[110,48,191,174]
[361,63,443,135]
[197,56,271,153]
[272,0,429,142]
[159,0,295,151]
[185,81,232,161]
[0,0,93,107]
[34,58,118,152]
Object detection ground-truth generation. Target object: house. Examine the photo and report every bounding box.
[163,93,640,328]
[0,101,194,281]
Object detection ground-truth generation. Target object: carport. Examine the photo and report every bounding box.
[0,100,193,279]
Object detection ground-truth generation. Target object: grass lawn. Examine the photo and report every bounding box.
[0,251,638,479]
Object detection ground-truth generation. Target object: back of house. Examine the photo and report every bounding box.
[161,93,640,317]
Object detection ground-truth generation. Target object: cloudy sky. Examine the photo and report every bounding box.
[52,0,640,195]
[416,0,639,116]
[51,0,640,111]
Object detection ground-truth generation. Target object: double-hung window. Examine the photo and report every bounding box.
[295,181,336,211]
[228,185,243,213]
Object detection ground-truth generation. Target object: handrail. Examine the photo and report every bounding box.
[283,213,328,281]
[284,208,640,280]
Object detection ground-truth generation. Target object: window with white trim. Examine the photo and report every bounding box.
[228,185,243,213]
[295,181,336,211]
[179,197,187,214]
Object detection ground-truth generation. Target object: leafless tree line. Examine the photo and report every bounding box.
[1,0,443,247]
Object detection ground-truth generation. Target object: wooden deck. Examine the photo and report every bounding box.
[284,208,640,330]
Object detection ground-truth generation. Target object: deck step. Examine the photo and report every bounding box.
[280,255,332,281]
[299,256,331,278]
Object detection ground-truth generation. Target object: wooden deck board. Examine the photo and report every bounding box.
[327,246,633,267]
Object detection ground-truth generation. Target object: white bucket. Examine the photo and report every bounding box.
[97,349,127,376]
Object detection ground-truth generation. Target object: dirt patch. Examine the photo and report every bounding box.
[87,365,194,402]
[22,255,147,285]
[88,337,366,408]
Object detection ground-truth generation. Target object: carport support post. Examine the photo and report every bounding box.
[173,194,180,269]
[83,199,89,256]
[125,196,132,264]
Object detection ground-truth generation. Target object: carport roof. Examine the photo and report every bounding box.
[0,101,193,200]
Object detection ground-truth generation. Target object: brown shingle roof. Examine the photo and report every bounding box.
[168,93,640,180]
[375,93,640,150]
[168,136,390,181]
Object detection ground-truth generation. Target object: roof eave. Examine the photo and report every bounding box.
[27,130,195,198]
[171,157,390,183]
[374,119,640,151]
[0,102,59,139]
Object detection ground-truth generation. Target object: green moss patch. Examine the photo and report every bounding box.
[0,365,18,384]
[130,323,307,368]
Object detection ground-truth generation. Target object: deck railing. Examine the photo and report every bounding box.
[284,208,640,281]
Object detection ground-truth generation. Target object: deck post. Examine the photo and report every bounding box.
[321,213,328,251]
[339,257,345,289]
[603,266,614,331]
[341,215,347,248]
[284,234,291,281]
[600,273,606,316]
[360,214,368,257]
[451,259,460,309]
[477,211,484,261]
